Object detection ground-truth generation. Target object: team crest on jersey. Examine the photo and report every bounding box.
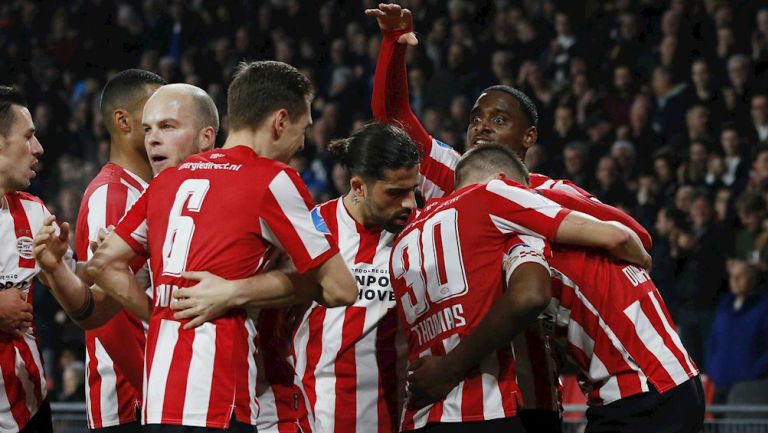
[16,236,34,259]
[311,207,330,234]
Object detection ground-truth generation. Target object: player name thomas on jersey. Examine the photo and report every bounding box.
[113,146,337,428]
[390,179,570,430]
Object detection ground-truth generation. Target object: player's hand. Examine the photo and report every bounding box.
[33,215,71,273]
[0,288,33,338]
[171,271,236,329]
[364,3,418,46]
[406,356,460,409]
[90,225,114,253]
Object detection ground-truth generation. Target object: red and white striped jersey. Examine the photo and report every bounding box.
[114,146,337,428]
[544,248,699,406]
[293,198,407,433]
[390,179,570,430]
[254,309,312,433]
[75,163,148,428]
[0,192,59,432]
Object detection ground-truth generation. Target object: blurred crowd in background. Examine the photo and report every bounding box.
[2,0,768,404]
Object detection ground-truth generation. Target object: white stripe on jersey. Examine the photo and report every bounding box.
[439,335,463,423]
[146,319,180,424]
[182,323,216,425]
[486,180,561,218]
[14,348,35,416]
[309,309,343,433]
[268,171,331,259]
[429,138,461,169]
[591,355,622,403]
[246,320,259,425]
[355,312,380,432]
[647,291,697,373]
[624,300,689,386]
[490,214,545,239]
[93,338,119,425]
[0,365,17,433]
[418,175,446,202]
[292,315,316,429]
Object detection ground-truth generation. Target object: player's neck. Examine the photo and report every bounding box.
[109,140,153,183]
[342,193,376,228]
[222,130,285,162]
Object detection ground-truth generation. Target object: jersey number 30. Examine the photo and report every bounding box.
[391,208,468,325]
[162,179,210,276]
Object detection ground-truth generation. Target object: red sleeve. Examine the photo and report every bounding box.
[372,32,460,198]
[529,174,594,198]
[260,168,339,274]
[113,190,149,258]
[372,30,433,150]
[484,180,572,242]
[538,189,653,251]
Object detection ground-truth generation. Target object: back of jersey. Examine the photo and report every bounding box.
[390,179,569,431]
[115,145,337,428]
[548,248,698,406]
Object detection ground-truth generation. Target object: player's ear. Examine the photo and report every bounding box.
[522,126,537,153]
[349,175,366,198]
[198,126,215,152]
[272,109,289,140]
[113,109,131,133]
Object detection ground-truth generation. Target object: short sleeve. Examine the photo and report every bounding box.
[485,179,571,241]
[502,236,550,283]
[113,189,150,257]
[259,168,338,274]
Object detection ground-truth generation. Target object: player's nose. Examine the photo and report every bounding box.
[402,191,417,211]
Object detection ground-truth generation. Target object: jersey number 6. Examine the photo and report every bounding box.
[162,179,210,276]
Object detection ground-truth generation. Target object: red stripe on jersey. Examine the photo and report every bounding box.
[334,307,367,433]
[496,346,518,416]
[85,337,103,427]
[6,194,35,268]
[422,156,458,198]
[375,309,399,433]
[14,340,42,404]
[163,329,193,424]
[354,227,380,264]
[460,369,483,421]
[524,329,554,410]
[302,308,326,416]
[105,182,127,233]
[0,342,30,428]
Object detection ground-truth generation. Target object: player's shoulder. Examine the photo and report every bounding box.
[485,177,530,194]
[12,191,45,206]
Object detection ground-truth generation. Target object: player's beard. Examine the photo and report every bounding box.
[364,197,411,234]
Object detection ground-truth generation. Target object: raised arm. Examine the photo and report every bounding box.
[367,4,429,146]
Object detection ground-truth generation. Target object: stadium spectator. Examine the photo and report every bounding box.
[706,260,768,402]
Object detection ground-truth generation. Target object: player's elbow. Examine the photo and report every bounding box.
[322,277,358,307]
[604,223,632,251]
[522,284,552,314]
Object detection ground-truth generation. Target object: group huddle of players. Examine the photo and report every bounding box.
[0,4,705,433]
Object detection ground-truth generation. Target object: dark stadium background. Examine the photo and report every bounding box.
[2,0,767,416]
